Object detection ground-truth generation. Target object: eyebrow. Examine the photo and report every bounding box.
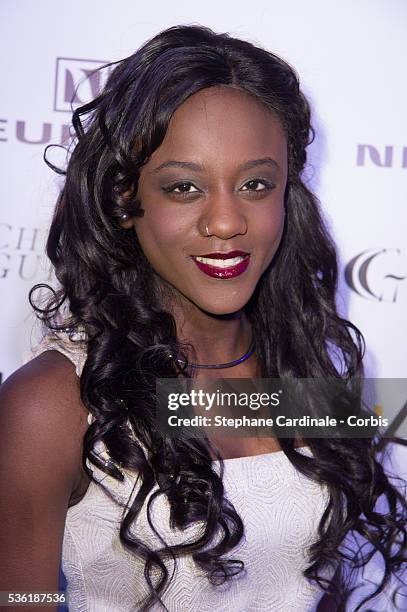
[151,157,280,173]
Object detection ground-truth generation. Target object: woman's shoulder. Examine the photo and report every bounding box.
[0,345,91,592]
[0,340,89,497]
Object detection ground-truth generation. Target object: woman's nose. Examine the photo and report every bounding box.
[201,191,247,239]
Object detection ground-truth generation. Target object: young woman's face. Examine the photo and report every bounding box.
[132,86,288,316]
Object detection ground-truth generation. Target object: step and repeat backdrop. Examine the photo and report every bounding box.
[1,0,406,437]
[1,1,406,605]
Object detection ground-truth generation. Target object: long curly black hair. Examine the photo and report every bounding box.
[30,25,406,611]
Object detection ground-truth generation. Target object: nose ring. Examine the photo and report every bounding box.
[205,224,210,237]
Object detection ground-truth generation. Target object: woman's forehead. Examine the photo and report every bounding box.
[144,87,287,173]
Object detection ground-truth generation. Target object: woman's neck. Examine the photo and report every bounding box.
[154,278,260,375]
[172,302,259,377]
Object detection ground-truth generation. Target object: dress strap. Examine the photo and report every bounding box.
[28,330,87,377]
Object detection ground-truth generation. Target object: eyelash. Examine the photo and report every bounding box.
[162,179,276,198]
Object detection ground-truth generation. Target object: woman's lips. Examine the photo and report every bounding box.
[191,251,250,279]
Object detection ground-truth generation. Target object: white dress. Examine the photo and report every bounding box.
[30,333,333,612]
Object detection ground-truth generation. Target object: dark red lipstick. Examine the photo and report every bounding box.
[191,250,250,279]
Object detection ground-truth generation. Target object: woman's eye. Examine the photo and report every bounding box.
[164,182,200,195]
[240,179,274,192]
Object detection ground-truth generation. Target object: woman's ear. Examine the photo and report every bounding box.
[117,205,139,229]
[119,214,135,229]
[117,186,139,228]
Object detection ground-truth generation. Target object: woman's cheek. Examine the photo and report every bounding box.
[136,216,191,267]
[257,209,285,269]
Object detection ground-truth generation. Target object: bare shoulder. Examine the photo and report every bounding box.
[0,351,90,595]
[0,349,89,494]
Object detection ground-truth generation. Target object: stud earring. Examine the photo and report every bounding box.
[120,211,130,221]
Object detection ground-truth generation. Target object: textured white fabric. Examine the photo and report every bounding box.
[29,334,332,612]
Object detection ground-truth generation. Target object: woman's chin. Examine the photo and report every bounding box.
[197,297,250,317]
[167,283,256,318]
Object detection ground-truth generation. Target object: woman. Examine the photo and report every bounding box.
[0,24,405,612]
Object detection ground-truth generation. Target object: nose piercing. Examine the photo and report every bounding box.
[205,224,210,236]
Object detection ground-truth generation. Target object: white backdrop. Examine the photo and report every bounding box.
[1,0,406,402]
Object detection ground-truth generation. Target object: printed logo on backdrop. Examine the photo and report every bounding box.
[0,222,52,282]
[0,57,111,146]
[344,249,406,302]
[357,145,407,168]
[54,57,111,113]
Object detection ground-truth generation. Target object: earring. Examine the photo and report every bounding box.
[120,211,130,221]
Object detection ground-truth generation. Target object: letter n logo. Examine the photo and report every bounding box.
[54,58,111,112]
[356,145,393,167]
